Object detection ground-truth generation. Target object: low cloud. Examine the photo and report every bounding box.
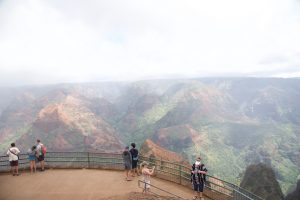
[0,0,300,86]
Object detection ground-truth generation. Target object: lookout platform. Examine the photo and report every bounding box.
[0,169,200,200]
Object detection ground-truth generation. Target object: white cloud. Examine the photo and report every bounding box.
[0,0,300,86]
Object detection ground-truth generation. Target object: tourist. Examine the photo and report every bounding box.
[130,142,140,176]
[27,145,37,173]
[191,157,208,200]
[6,143,20,176]
[122,146,132,181]
[36,139,46,171]
[141,161,155,193]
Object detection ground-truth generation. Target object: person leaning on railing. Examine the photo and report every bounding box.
[191,157,208,200]
[36,139,46,171]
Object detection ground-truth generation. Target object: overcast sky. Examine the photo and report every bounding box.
[0,0,300,86]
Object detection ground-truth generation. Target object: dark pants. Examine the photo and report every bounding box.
[193,182,204,192]
[38,154,44,162]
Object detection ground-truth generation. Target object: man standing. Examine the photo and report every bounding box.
[7,143,20,176]
[130,143,140,176]
[191,157,208,200]
[36,139,45,171]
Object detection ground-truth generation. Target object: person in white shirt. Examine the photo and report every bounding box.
[6,143,20,176]
[140,161,155,193]
[36,139,45,171]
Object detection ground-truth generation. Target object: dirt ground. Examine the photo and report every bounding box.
[0,169,196,200]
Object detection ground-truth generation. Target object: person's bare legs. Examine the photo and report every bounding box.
[39,160,45,171]
[132,168,139,176]
[125,170,132,180]
[33,161,36,173]
[30,161,33,173]
[134,168,140,176]
[199,192,204,200]
[193,191,198,199]
[128,170,132,180]
[41,160,45,170]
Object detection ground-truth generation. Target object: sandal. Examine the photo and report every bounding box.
[192,196,197,200]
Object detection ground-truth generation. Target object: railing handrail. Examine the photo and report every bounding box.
[138,180,187,199]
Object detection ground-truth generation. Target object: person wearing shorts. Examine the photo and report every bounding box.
[130,143,140,176]
[191,157,208,200]
[122,146,132,181]
[36,139,45,171]
[27,145,37,173]
[7,143,20,176]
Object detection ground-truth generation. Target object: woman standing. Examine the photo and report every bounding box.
[122,146,132,181]
[141,161,155,193]
[27,146,37,174]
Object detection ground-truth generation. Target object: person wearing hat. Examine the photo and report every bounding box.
[122,146,132,181]
[191,157,208,200]
[140,161,155,193]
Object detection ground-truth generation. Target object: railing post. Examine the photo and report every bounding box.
[160,157,162,170]
[179,165,182,185]
[87,152,90,168]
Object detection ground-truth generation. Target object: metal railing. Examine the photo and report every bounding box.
[138,156,264,200]
[0,152,264,200]
[138,180,187,199]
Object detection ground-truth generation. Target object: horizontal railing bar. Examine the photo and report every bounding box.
[138,180,187,199]
[205,185,234,198]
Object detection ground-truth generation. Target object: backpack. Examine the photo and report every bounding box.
[41,145,47,154]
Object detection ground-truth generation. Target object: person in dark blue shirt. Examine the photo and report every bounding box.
[130,143,140,176]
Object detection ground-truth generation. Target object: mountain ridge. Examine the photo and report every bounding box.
[0,78,299,194]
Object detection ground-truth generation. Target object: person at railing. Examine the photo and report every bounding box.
[36,139,45,171]
[140,161,155,193]
[6,143,20,176]
[27,146,37,174]
[122,146,132,181]
[130,143,140,176]
[191,157,208,200]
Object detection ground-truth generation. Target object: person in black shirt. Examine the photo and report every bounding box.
[191,157,208,200]
[130,143,140,176]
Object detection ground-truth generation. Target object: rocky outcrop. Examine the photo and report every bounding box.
[140,139,189,165]
[286,178,300,200]
[240,163,284,200]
